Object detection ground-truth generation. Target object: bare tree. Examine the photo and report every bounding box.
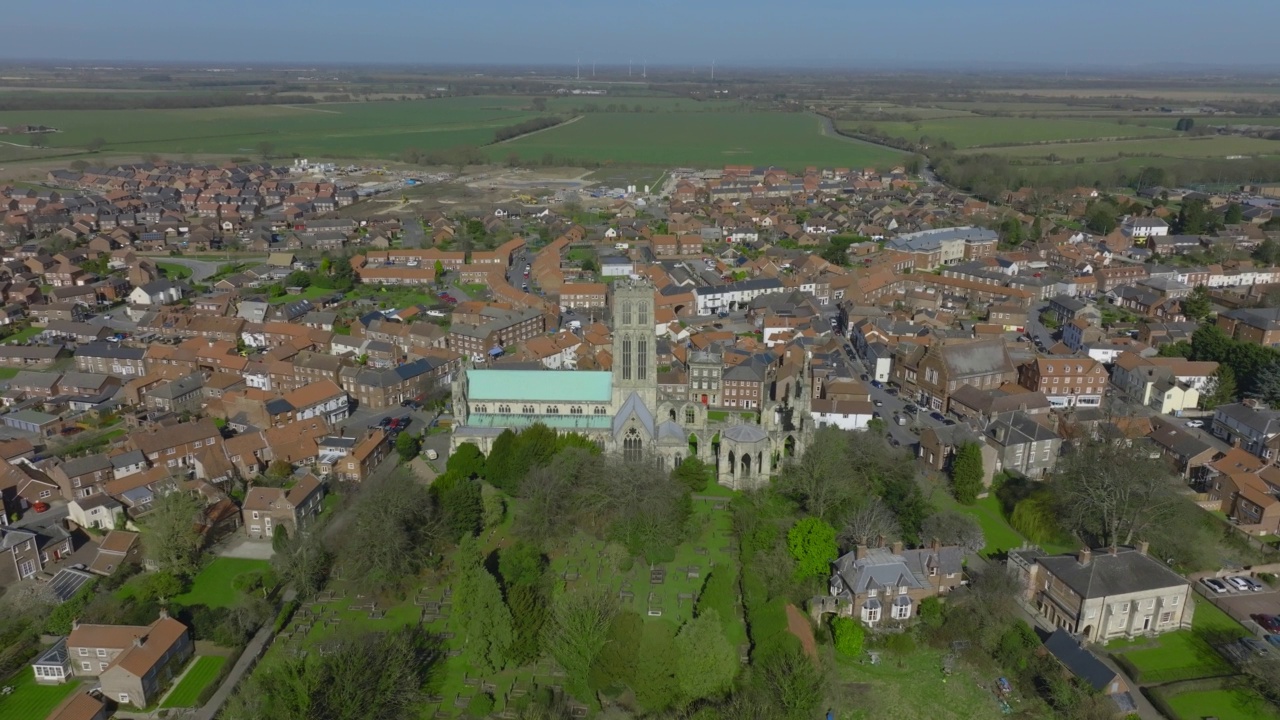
[140,488,205,576]
[1051,438,1184,547]
[838,497,900,550]
[777,426,864,522]
[921,510,985,553]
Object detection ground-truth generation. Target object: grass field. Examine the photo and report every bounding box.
[497,112,906,170]
[1162,686,1280,720]
[1116,598,1247,684]
[3,325,42,344]
[156,261,193,280]
[931,491,1074,558]
[268,285,337,304]
[968,135,1280,161]
[0,671,80,719]
[844,116,1174,149]
[834,647,1029,720]
[160,655,228,708]
[0,96,546,159]
[173,558,271,609]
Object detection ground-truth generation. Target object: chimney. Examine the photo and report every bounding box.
[1109,545,1118,556]
[159,607,169,620]
[930,537,940,551]
[1137,540,1149,556]
[133,636,145,648]
[855,544,867,561]
[1079,547,1092,567]
[876,534,886,549]
[891,540,903,555]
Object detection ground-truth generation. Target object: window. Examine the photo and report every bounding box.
[637,338,648,380]
[594,406,606,415]
[167,447,176,455]
[82,662,92,671]
[1171,595,1179,606]
[39,489,51,499]
[867,589,878,598]
[893,602,911,620]
[898,585,907,595]
[79,648,89,657]
[863,606,881,623]
[96,649,106,657]
[99,662,107,671]
[193,440,203,449]
[621,337,632,381]
[119,693,130,704]
[1160,612,1173,624]
[252,511,259,520]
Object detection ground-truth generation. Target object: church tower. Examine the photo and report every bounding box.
[610,278,658,410]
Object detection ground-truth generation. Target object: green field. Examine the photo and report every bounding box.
[173,558,271,609]
[0,96,546,159]
[834,647,1030,720]
[3,325,43,344]
[161,655,227,708]
[975,135,1280,161]
[931,491,1073,558]
[845,116,1174,149]
[497,112,906,170]
[156,261,193,280]
[1116,598,1247,684]
[0,671,80,720]
[1162,687,1280,720]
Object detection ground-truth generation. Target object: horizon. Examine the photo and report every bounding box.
[5,0,1280,69]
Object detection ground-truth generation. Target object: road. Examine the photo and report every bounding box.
[1024,304,1056,349]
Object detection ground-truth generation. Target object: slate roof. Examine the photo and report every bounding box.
[1044,629,1118,691]
[721,424,768,442]
[830,545,964,600]
[940,339,1013,378]
[1033,546,1188,599]
[613,391,655,438]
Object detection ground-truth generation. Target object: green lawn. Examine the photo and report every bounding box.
[966,134,1280,162]
[173,558,271,609]
[1163,687,1280,720]
[0,671,80,720]
[846,116,1174,149]
[160,655,227,708]
[267,285,336,304]
[498,111,906,171]
[833,647,1034,720]
[3,325,43,344]
[156,262,193,280]
[0,367,17,380]
[457,283,489,298]
[1117,597,1248,683]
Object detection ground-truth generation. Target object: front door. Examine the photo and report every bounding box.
[701,394,708,404]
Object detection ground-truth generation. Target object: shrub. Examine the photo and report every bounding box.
[466,693,495,717]
[831,617,865,657]
[881,631,916,655]
[917,596,944,629]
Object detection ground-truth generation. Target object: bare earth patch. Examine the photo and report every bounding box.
[786,603,818,661]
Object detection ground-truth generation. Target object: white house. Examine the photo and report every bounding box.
[694,278,784,316]
[68,494,123,531]
[128,280,181,306]
[810,398,875,431]
[1120,216,1170,239]
[727,230,759,244]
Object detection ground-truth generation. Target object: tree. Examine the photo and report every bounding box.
[542,589,617,700]
[498,541,546,589]
[335,468,441,593]
[86,137,105,152]
[838,497,901,548]
[1182,285,1212,321]
[1176,199,1214,235]
[273,520,332,599]
[141,489,204,576]
[432,472,483,540]
[267,459,294,482]
[506,584,547,666]
[1085,204,1118,234]
[285,269,311,288]
[950,442,985,504]
[483,429,523,492]
[917,597,944,629]
[672,456,712,493]
[588,610,642,691]
[454,536,513,674]
[481,483,505,529]
[272,523,290,552]
[1201,364,1239,408]
[1225,202,1245,225]
[674,609,738,702]
[256,140,275,160]
[1255,237,1280,266]
[395,431,421,461]
[1051,437,1183,546]
[830,616,864,657]
[880,472,931,545]
[777,426,864,522]
[632,619,680,712]
[433,259,445,285]
[920,510,985,553]
[787,517,837,580]
[1175,117,1195,132]
[755,644,826,720]
[1010,494,1062,545]
[1250,362,1280,407]
[446,442,485,479]
[1030,215,1043,242]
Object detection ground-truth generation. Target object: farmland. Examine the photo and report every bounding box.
[496,111,906,170]
[968,135,1280,162]
[840,116,1176,149]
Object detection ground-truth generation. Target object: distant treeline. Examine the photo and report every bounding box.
[491,116,564,144]
[0,92,315,112]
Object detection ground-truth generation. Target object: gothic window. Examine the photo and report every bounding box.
[594,406,606,415]
[623,302,632,325]
[624,428,642,463]
[546,406,559,414]
[476,404,487,413]
[621,337,633,381]
[499,404,510,413]
[637,338,648,380]
[523,405,535,414]
[638,301,649,325]
[685,406,695,424]
[570,406,583,415]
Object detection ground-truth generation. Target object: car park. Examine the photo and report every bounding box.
[1201,577,1229,594]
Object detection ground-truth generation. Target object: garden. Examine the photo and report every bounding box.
[160,655,229,708]
[0,671,80,720]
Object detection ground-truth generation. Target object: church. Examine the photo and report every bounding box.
[450,278,813,488]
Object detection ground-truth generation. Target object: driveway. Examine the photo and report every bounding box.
[215,536,275,560]
[1205,582,1280,634]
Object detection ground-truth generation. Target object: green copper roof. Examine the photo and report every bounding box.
[465,413,613,431]
[467,370,613,403]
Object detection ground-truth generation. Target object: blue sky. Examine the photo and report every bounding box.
[5,0,1279,68]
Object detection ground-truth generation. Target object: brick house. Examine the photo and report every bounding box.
[1017,357,1108,409]
[336,430,389,482]
[558,283,608,312]
[816,541,965,626]
[1217,307,1280,348]
[241,473,324,540]
[0,522,75,584]
[66,614,193,708]
[896,339,1016,413]
[51,453,114,500]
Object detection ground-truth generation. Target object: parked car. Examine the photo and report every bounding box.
[1252,614,1280,633]
[1240,637,1270,657]
[1185,420,1205,428]
[1267,635,1280,650]
[1239,576,1266,592]
[873,400,883,407]
[930,411,947,423]
[904,404,919,414]
[1226,576,1252,592]
[1201,577,1229,594]
[871,380,883,389]
[31,501,49,513]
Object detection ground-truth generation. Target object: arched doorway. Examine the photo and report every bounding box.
[784,435,796,457]
[624,428,642,463]
[668,408,677,422]
[728,450,736,477]
[741,453,752,478]
[689,434,699,457]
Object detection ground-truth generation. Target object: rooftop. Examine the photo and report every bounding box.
[467,369,613,403]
